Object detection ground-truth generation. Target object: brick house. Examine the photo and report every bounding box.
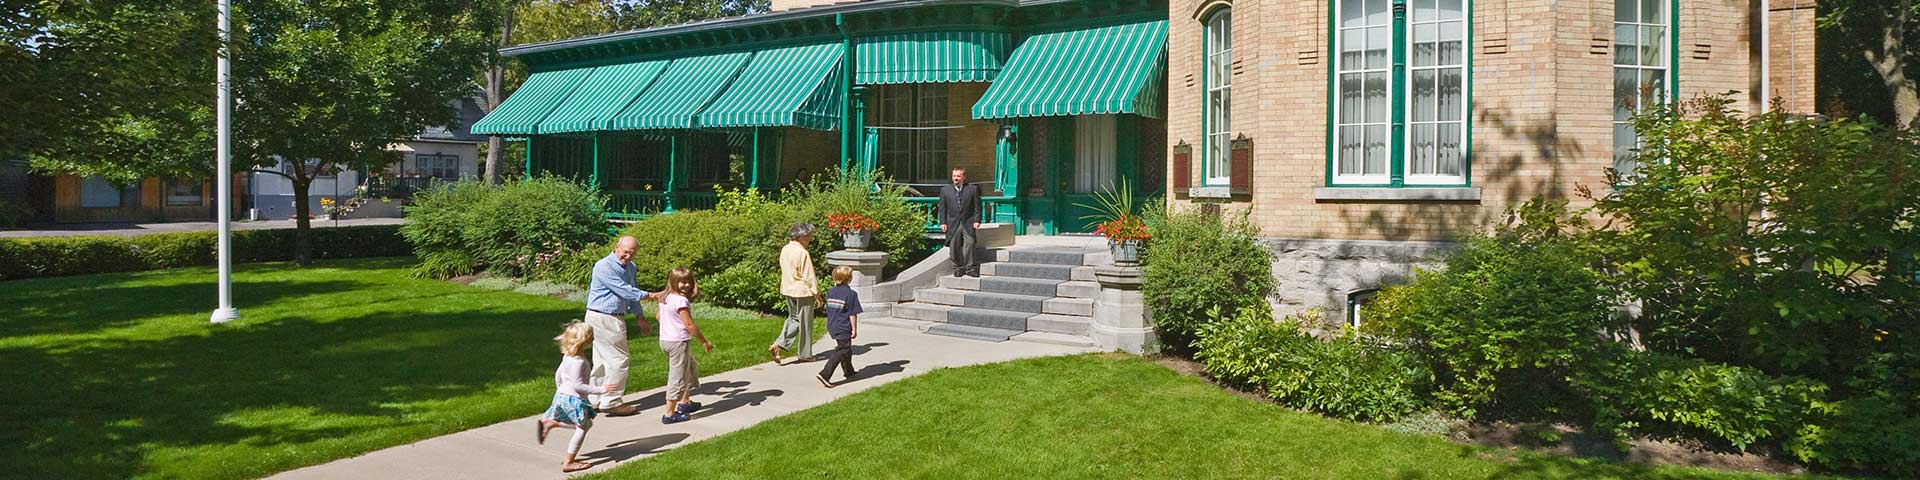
[1160,0,1818,325]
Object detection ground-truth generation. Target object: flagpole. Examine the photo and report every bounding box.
[210,0,239,324]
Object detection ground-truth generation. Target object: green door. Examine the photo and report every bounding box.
[1053,115,1141,233]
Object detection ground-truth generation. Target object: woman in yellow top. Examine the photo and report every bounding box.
[770,222,820,364]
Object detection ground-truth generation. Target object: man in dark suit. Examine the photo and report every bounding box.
[935,167,981,277]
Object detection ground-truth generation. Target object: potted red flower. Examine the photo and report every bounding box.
[1095,214,1150,265]
[1074,179,1150,266]
[826,211,880,251]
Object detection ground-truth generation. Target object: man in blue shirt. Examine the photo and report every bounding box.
[585,236,662,416]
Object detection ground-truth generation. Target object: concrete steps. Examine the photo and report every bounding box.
[883,239,1107,344]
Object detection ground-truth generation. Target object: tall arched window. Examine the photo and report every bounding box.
[1202,8,1232,186]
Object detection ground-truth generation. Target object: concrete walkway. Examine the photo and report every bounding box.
[0,217,404,238]
[268,323,1096,479]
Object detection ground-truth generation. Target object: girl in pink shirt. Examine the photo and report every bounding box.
[657,267,713,424]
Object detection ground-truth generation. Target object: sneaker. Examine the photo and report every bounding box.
[675,402,702,414]
[816,373,835,388]
[661,413,691,424]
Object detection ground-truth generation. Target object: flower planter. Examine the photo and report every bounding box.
[1109,239,1143,265]
[841,230,874,251]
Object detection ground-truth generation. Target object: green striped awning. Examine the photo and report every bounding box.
[470,68,594,135]
[856,31,1010,84]
[536,61,670,134]
[697,43,844,130]
[970,20,1167,120]
[608,51,752,130]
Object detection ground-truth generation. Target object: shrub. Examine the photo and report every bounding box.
[1194,304,1431,423]
[1365,227,1615,419]
[1788,397,1920,477]
[401,177,608,278]
[0,225,408,280]
[1142,203,1274,352]
[784,168,931,271]
[1592,96,1920,392]
[1574,350,1826,452]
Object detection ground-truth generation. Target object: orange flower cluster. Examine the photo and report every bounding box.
[826,212,878,233]
[1094,215,1150,241]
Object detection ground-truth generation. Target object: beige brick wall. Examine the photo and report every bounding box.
[780,127,840,186]
[1165,0,1810,242]
[1767,0,1818,113]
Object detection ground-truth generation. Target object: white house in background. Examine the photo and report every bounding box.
[248,95,487,220]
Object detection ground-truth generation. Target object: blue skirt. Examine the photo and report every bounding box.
[543,393,596,426]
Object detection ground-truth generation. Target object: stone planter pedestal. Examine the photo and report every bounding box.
[1092,264,1158,354]
[826,249,888,296]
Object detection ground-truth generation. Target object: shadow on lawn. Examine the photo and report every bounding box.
[0,278,372,338]
[0,292,581,479]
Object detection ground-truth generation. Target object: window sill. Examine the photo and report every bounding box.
[1313,187,1482,202]
[1188,186,1235,198]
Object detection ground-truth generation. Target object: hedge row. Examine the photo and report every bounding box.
[0,224,409,280]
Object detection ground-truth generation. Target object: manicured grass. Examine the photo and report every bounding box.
[0,257,797,479]
[589,354,1808,480]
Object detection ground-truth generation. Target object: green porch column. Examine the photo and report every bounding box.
[590,133,601,188]
[836,13,855,170]
[749,127,761,190]
[524,136,536,181]
[997,124,1024,235]
[851,85,868,174]
[1389,0,1407,186]
[664,135,678,213]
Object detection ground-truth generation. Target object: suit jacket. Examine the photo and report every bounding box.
[935,183,981,231]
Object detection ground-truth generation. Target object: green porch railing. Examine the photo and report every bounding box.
[904,195,1017,233]
[603,190,724,221]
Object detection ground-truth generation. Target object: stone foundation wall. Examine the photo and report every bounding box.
[1260,237,1454,332]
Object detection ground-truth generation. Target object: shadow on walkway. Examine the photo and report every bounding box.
[580,433,692,465]
[839,360,911,386]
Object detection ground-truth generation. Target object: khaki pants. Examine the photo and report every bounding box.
[659,340,699,400]
[584,310,629,409]
[774,296,815,358]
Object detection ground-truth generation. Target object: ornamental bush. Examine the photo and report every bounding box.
[1193,304,1431,423]
[1142,203,1274,352]
[0,224,407,280]
[1364,209,1616,419]
[400,177,608,279]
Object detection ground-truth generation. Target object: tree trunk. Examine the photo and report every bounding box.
[291,175,314,265]
[482,6,516,185]
[1867,0,1920,128]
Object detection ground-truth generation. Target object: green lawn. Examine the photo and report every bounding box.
[0,257,793,479]
[589,354,1808,480]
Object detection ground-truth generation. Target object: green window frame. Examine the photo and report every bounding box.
[1613,0,1680,176]
[1201,7,1233,186]
[1325,0,1473,188]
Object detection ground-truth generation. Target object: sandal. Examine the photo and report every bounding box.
[534,419,548,445]
[561,461,592,473]
[769,345,785,365]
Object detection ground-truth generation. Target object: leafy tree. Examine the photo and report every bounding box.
[1820,0,1920,127]
[479,0,616,184]
[1584,95,1920,395]
[3,1,216,183]
[231,0,503,263]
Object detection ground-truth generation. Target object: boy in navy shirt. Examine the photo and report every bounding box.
[816,266,862,388]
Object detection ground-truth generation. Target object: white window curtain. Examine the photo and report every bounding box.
[1073,115,1119,194]
[1333,0,1471,186]
[1613,0,1669,175]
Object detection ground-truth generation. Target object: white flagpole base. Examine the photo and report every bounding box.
[210,308,239,324]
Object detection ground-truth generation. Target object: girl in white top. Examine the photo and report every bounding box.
[657,267,714,424]
[535,321,617,473]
